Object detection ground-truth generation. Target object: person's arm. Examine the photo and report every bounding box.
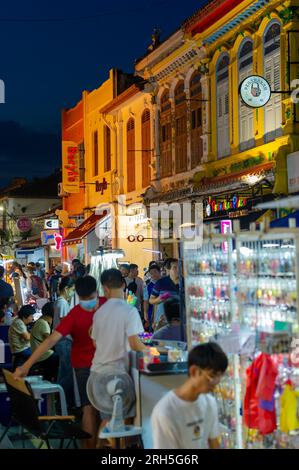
[149,294,162,305]
[21,331,31,341]
[128,334,148,352]
[13,330,62,379]
[208,438,220,449]
[143,300,149,321]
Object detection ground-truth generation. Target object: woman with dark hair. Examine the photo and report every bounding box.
[8,304,35,370]
[53,276,76,406]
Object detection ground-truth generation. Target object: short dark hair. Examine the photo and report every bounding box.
[0,297,10,310]
[188,342,228,374]
[0,266,4,278]
[72,258,80,265]
[149,263,160,273]
[59,276,75,293]
[75,275,97,297]
[149,260,159,268]
[101,269,124,289]
[164,298,180,322]
[129,264,138,271]
[18,305,35,320]
[164,258,178,270]
[42,302,54,318]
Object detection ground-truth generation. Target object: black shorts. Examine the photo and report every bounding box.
[74,367,91,407]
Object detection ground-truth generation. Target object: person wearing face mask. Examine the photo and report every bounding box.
[13,275,106,449]
[53,276,76,407]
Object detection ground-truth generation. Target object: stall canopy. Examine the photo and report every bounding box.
[15,236,42,249]
[62,211,107,246]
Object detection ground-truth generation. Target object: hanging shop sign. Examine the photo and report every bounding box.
[221,220,232,253]
[239,75,271,108]
[62,141,80,193]
[205,196,247,217]
[44,219,59,230]
[17,217,32,233]
[41,229,63,246]
[95,177,108,194]
[54,232,63,250]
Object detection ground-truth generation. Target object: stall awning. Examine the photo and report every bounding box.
[15,236,42,249]
[62,211,107,246]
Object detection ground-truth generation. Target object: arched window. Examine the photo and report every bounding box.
[174,81,187,173]
[141,109,151,187]
[264,22,281,140]
[216,54,230,159]
[190,72,203,168]
[239,40,254,150]
[127,118,135,192]
[160,90,172,178]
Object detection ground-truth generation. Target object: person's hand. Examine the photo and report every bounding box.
[13,365,30,381]
[160,292,171,301]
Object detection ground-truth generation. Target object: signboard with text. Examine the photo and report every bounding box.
[62,141,80,193]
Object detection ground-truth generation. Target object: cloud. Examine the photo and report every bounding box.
[0,120,60,186]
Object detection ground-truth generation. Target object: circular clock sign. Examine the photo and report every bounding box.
[239,75,271,108]
[17,217,32,233]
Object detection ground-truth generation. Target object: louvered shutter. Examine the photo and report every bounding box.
[239,66,254,145]
[264,49,281,135]
[142,110,151,187]
[217,80,230,158]
[127,119,135,192]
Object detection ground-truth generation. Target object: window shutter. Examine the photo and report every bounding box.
[127,119,135,192]
[239,66,254,145]
[142,109,151,187]
[264,50,281,135]
[217,80,230,158]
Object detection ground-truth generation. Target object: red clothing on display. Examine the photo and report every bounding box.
[55,297,106,368]
[244,353,277,435]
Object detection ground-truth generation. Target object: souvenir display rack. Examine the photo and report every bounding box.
[183,227,299,449]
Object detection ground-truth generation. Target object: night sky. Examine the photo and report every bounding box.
[0,0,207,187]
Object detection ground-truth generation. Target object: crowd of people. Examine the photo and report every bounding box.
[0,256,228,449]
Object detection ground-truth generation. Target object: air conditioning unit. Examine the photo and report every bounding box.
[58,183,69,197]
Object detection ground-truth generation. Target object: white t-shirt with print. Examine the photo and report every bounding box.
[91,298,144,373]
[151,390,220,449]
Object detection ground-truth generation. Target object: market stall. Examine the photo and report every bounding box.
[183,225,299,449]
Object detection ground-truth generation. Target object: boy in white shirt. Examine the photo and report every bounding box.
[151,342,228,449]
[91,268,148,373]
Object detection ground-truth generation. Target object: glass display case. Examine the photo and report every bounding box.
[183,228,299,449]
[183,233,242,449]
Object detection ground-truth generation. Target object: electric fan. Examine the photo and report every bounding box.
[86,365,142,439]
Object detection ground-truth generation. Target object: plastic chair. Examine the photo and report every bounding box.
[0,369,91,449]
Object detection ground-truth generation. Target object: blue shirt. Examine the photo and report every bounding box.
[151,276,181,323]
[144,280,157,322]
[0,279,14,301]
[152,323,186,342]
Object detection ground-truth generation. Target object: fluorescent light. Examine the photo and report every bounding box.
[142,248,162,254]
[263,243,280,248]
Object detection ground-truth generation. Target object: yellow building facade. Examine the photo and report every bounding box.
[136,0,299,243]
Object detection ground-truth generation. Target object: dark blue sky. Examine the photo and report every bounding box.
[0,0,207,187]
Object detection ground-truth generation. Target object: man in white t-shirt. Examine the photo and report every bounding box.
[91,268,148,374]
[151,342,228,449]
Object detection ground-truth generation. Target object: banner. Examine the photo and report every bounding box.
[62,141,80,193]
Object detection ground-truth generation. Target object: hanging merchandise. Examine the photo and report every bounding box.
[279,382,299,433]
[89,249,125,295]
[244,353,277,435]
